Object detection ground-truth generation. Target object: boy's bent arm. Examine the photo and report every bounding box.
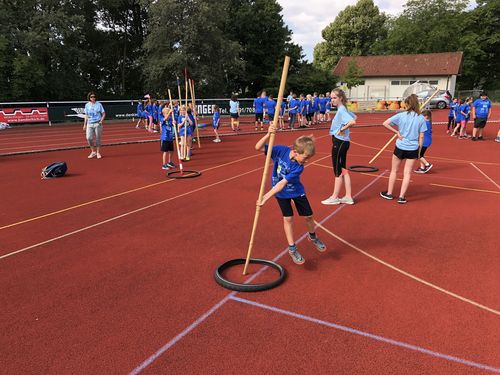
[259,178,288,206]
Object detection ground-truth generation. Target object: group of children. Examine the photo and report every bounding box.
[446,92,493,141]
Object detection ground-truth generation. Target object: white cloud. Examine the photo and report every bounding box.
[277,0,405,62]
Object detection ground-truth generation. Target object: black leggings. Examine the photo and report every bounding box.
[447,116,456,130]
[331,136,350,177]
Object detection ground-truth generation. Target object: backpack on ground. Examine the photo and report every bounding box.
[41,162,67,179]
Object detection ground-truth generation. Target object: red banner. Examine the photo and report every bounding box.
[0,107,49,123]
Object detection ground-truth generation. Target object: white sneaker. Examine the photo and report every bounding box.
[340,197,354,205]
[88,152,97,159]
[321,197,341,205]
[96,153,102,159]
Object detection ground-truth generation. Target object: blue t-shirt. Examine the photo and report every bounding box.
[312,96,320,111]
[254,97,265,113]
[456,104,466,122]
[279,101,286,116]
[264,145,305,199]
[266,99,277,115]
[213,111,220,128]
[387,111,427,151]
[161,121,174,141]
[84,102,105,124]
[319,98,327,112]
[145,104,153,115]
[229,100,239,114]
[423,120,432,148]
[329,106,355,142]
[473,98,491,118]
[137,103,144,117]
[289,99,299,114]
[326,100,332,110]
[448,102,457,117]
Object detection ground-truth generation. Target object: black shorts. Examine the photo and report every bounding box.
[394,146,418,160]
[419,146,428,158]
[230,112,239,119]
[332,136,350,177]
[474,118,487,128]
[255,112,263,122]
[276,195,313,217]
[160,140,173,152]
[320,111,326,115]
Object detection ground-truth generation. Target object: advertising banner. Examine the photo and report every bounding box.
[0,107,49,123]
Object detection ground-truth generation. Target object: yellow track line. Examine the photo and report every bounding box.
[0,153,261,231]
[315,221,500,316]
[430,183,500,194]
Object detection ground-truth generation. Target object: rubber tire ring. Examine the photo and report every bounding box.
[348,165,379,173]
[166,170,202,179]
[214,258,286,292]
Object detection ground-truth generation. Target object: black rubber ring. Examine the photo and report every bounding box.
[214,258,286,292]
[348,165,379,173]
[166,170,202,179]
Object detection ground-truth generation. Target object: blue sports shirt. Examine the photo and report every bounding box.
[85,102,105,124]
[387,112,427,151]
[473,98,491,118]
[264,145,305,199]
[329,106,355,142]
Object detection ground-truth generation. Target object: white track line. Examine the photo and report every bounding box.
[229,296,500,373]
[470,162,500,189]
[315,222,499,316]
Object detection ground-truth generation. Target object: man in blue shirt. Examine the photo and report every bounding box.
[253,90,267,131]
[471,92,492,141]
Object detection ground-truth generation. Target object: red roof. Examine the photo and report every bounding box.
[333,52,463,77]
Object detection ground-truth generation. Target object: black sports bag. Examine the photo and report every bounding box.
[41,162,67,179]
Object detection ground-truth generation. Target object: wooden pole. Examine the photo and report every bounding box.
[243,56,290,275]
[168,89,183,174]
[184,76,189,158]
[176,78,184,158]
[189,79,201,148]
[368,88,441,165]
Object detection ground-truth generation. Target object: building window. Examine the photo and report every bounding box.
[429,80,438,85]
[391,81,400,85]
[410,80,417,84]
[401,80,409,85]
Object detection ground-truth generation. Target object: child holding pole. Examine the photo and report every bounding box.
[256,124,326,265]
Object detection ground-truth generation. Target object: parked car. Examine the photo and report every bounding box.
[416,90,451,109]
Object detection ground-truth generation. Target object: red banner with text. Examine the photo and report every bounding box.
[0,107,49,123]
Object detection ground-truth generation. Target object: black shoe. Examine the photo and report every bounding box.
[471,137,477,141]
[478,136,484,140]
[397,197,407,204]
[380,191,393,200]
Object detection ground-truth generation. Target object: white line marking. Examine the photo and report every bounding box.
[229,296,500,373]
[470,162,500,189]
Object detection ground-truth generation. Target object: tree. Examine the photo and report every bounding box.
[341,58,364,89]
[143,0,242,98]
[313,0,387,71]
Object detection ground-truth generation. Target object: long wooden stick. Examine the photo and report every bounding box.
[189,79,201,148]
[184,76,189,158]
[368,88,441,165]
[168,89,183,174]
[176,78,184,158]
[243,56,290,275]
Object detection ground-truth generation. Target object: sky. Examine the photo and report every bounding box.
[276,0,408,62]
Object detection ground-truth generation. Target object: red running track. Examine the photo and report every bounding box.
[0,118,499,374]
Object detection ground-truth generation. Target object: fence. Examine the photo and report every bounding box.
[0,98,256,125]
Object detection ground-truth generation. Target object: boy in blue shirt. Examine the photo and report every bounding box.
[160,104,176,170]
[255,125,327,265]
[288,94,299,129]
[253,91,266,131]
[265,94,277,123]
[447,98,458,134]
[472,92,492,141]
[415,109,433,173]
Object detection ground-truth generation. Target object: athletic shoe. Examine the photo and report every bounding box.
[162,164,170,170]
[340,197,354,205]
[321,197,341,205]
[471,137,477,141]
[414,167,426,173]
[308,234,326,252]
[288,249,305,265]
[167,162,176,168]
[424,164,433,173]
[380,191,394,200]
[88,151,97,159]
[397,197,407,204]
[495,137,500,143]
[96,153,102,159]
[478,136,484,141]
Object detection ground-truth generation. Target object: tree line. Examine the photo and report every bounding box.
[1,0,497,102]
